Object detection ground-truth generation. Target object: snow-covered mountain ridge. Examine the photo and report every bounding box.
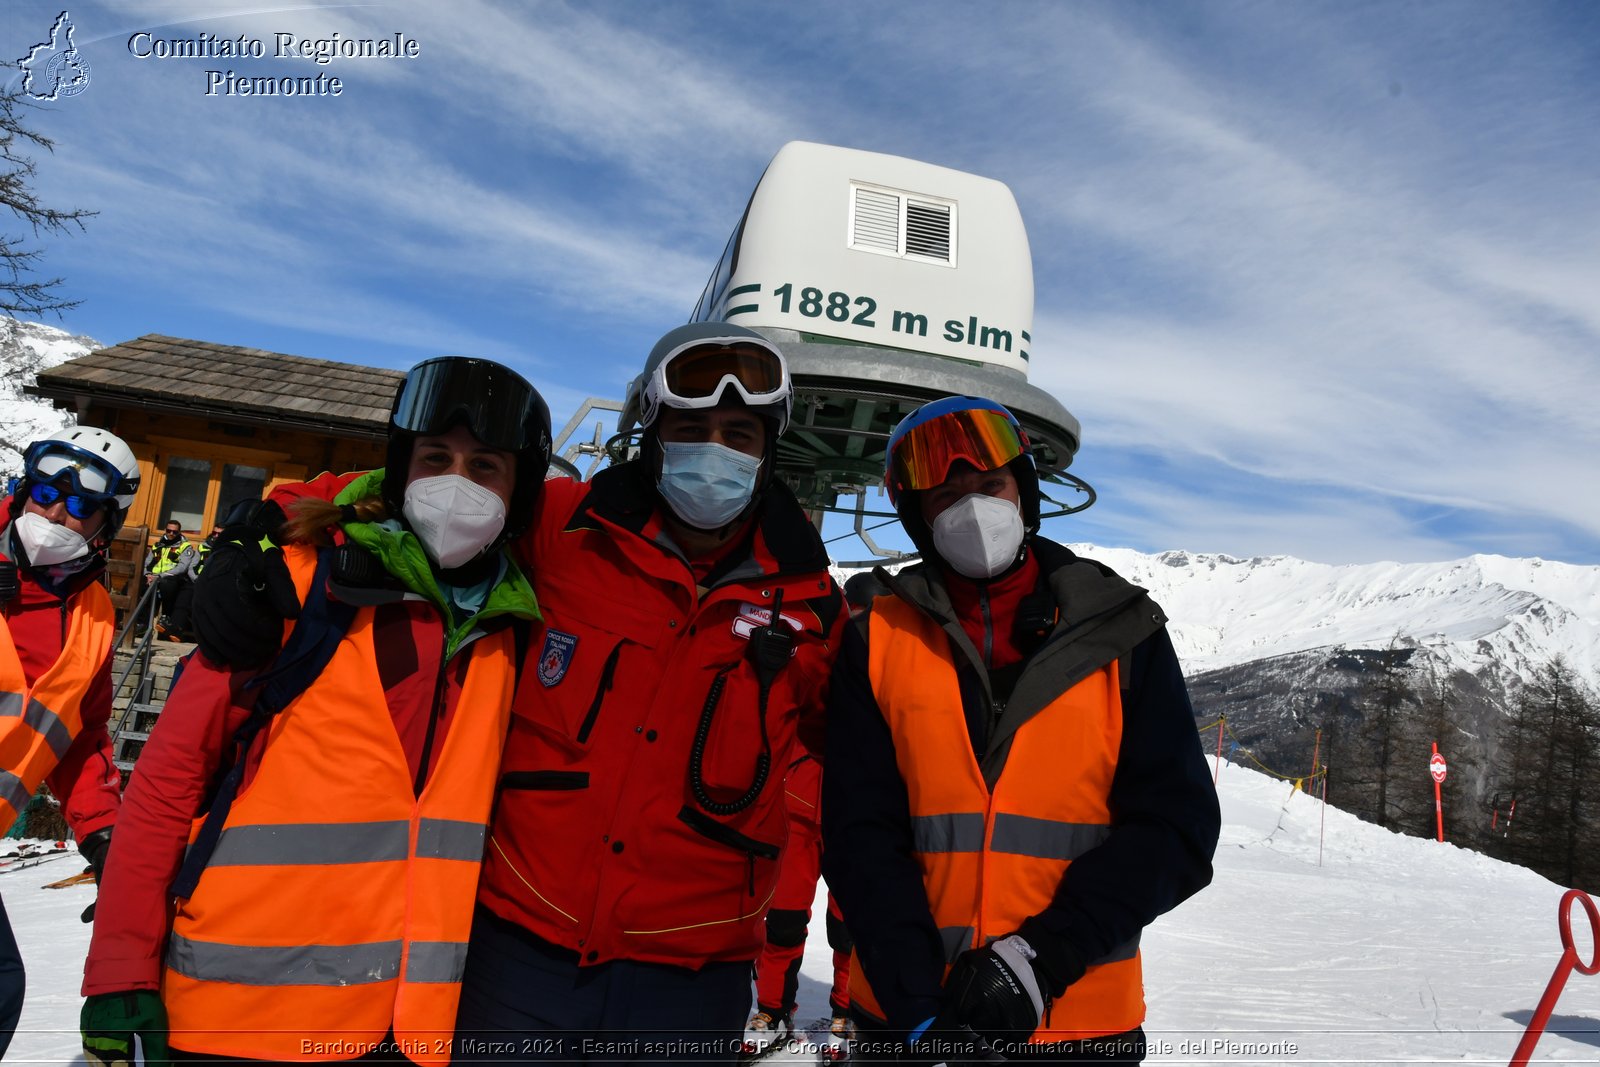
[1062,544,1599,696]
[1,316,101,476]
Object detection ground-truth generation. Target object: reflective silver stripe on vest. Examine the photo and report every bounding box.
[405,940,470,983]
[939,925,975,964]
[166,932,401,986]
[1092,934,1140,965]
[207,821,411,866]
[0,697,74,761]
[0,770,33,814]
[912,812,986,854]
[989,814,1109,860]
[415,818,487,861]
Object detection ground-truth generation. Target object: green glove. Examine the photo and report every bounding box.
[81,990,170,1067]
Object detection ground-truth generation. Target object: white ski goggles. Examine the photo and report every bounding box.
[649,340,790,412]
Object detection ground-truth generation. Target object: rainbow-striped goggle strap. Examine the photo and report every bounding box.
[886,401,1029,503]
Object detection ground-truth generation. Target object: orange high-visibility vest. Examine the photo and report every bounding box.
[851,595,1144,1042]
[161,545,517,1064]
[0,576,114,833]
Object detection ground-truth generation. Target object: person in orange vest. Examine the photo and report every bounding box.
[0,426,136,1059]
[79,357,551,1066]
[821,396,1220,1065]
[185,323,846,1064]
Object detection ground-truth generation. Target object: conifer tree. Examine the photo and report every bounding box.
[1,88,95,316]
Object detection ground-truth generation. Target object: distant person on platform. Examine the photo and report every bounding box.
[144,518,199,641]
[822,396,1220,1065]
[0,426,135,1058]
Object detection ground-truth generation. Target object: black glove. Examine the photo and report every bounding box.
[0,559,18,603]
[77,827,113,923]
[942,935,1046,1044]
[190,527,300,669]
[904,1018,1006,1066]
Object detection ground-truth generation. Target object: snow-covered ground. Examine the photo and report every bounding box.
[5,761,1597,1064]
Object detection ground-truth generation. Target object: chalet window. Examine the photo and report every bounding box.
[218,463,268,521]
[157,456,210,533]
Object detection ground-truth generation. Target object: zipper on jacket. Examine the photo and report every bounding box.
[979,583,993,667]
[412,637,450,796]
[576,644,621,745]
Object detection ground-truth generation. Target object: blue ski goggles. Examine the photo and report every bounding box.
[28,481,111,520]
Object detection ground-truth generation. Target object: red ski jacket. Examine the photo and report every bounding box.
[260,465,845,967]
[1,509,121,840]
[479,463,844,968]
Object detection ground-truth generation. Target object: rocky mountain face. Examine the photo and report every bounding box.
[1067,544,1598,811]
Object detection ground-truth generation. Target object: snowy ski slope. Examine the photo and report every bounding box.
[4,760,1595,1064]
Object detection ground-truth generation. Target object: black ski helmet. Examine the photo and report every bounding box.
[382,356,552,543]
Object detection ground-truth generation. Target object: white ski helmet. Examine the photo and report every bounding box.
[16,425,142,537]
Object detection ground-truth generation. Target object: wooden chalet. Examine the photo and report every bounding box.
[27,334,399,619]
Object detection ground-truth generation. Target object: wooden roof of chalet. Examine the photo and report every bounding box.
[28,334,403,437]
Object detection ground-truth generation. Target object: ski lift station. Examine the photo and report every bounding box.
[560,141,1093,533]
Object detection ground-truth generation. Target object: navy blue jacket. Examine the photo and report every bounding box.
[821,538,1220,1034]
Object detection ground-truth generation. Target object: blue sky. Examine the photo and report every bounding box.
[7,0,1598,566]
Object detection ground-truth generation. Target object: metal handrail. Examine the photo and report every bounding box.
[107,581,161,740]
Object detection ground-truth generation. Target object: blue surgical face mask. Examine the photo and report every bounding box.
[657,440,761,530]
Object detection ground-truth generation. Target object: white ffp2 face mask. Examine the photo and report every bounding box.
[11,511,93,567]
[401,474,507,570]
[931,492,1025,579]
[657,440,761,530]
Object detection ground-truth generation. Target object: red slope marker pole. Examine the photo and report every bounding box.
[1509,889,1599,1067]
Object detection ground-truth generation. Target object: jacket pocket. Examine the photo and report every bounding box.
[499,770,590,791]
[510,625,624,755]
[576,644,620,744]
[677,805,780,862]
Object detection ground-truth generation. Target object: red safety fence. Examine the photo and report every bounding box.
[1508,888,1599,1066]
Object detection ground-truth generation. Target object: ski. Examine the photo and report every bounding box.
[43,870,97,889]
[0,843,68,868]
[0,850,74,874]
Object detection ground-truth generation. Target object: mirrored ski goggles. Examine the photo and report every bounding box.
[23,440,130,498]
[28,481,110,520]
[888,406,1028,495]
[652,342,788,409]
[392,357,544,452]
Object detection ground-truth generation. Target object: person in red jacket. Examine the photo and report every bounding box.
[79,357,550,1066]
[1,426,135,1059]
[188,324,845,1064]
[743,575,885,1060]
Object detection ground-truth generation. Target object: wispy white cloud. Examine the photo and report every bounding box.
[18,0,1599,564]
